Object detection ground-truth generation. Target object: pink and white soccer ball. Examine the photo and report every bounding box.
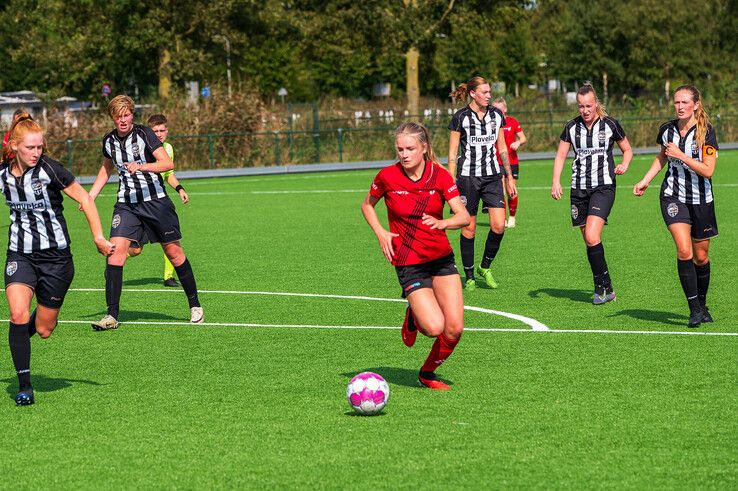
[346,372,390,415]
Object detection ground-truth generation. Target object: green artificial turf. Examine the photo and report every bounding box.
[0,151,735,488]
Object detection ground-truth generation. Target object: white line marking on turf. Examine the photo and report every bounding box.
[67,288,550,331]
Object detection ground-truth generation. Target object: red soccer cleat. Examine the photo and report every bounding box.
[401,306,418,348]
[418,372,451,391]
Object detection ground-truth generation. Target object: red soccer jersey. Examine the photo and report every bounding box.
[370,161,459,266]
[500,115,522,165]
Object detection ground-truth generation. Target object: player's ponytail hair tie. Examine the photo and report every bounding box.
[449,76,489,102]
[675,84,711,149]
[577,83,608,118]
[3,113,43,162]
[395,122,440,166]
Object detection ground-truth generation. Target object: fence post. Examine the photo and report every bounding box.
[338,128,343,162]
[65,138,73,171]
[274,131,281,166]
[312,101,320,163]
[207,134,215,167]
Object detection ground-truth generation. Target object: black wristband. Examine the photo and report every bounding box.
[175,185,185,192]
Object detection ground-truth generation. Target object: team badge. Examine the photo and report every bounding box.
[6,261,17,277]
[691,142,698,155]
[667,203,679,218]
[112,214,121,229]
[571,205,579,220]
[31,179,43,194]
[460,195,467,206]
[132,142,141,158]
[598,131,606,144]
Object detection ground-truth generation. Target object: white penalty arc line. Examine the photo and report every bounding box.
[68,288,550,332]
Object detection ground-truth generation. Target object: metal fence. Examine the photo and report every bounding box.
[47,113,737,176]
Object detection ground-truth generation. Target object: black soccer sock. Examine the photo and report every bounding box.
[677,259,701,313]
[586,243,610,294]
[9,322,32,391]
[28,309,37,337]
[460,235,475,280]
[695,261,710,307]
[480,230,504,269]
[105,264,123,319]
[174,258,201,308]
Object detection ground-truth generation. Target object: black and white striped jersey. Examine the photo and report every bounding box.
[102,124,167,204]
[560,116,626,190]
[448,106,506,178]
[0,156,75,254]
[657,121,718,205]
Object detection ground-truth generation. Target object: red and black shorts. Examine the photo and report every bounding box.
[110,197,182,247]
[456,175,505,216]
[660,196,718,240]
[395,253,458,298]
[4,249,75,309]
[570,185,616,227]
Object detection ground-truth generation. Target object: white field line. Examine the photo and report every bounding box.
[67,288,550,332]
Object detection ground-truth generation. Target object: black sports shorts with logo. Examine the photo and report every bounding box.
[503,164,519,180]
[660,196,718,240]
[110,197,182,246]
[570,185,616,227]
[395,253,458,298]
[456,175,505,216]
[4,249,75,309]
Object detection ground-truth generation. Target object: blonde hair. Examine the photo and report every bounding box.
[3,114,43,162]
[449,76,488,101]
[577,83,607,118]
[675,84,710,148]
[395,122,440,165]
[108,95,135,118]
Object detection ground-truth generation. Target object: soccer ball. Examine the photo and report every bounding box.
[346,372,390,415]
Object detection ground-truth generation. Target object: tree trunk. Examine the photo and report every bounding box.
[406,47,419,117]
[159,47,172,101]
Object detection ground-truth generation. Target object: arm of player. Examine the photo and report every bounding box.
[614,137,633,175]
[88,157,115,202]
[422,196,470,231]
[127,146,174,174]
[663,142,716,179]
[446,131,460,179]
[63,181,115,257]
[551,140,571,200]
[167,173,189,203]
[634,147,667,196]
[497,137,516,197]
[510,129,527,151]
[361,193,398,263]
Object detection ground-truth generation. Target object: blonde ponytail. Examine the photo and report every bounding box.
[577,83,608,117]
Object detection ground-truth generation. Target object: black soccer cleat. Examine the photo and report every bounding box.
[163,278,180,288]
[701,306,714,323]
[15,388,34,406]
[688,310,703,328]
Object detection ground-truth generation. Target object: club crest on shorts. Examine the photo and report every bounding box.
[112,214,121,228]
[571,205,579,220]
[6,261,17,276]
[598,131,606,144]
[667,202,679,218]
[460,195,467,206]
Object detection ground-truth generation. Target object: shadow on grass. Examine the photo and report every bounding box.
[341,367,454,389]
[79,310,182,321]
[123,277,167,287]
[609,309,688,326]
[2,375,104,399]
[528,288,591,304]
[343,410,389,417]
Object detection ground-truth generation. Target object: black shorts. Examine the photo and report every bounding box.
[503,164,519,180]
[111,197,182,246]
[395,253,458,298]
[660,196,718,240]
[5,249,75,309]
[456,175,505,216]
[570,185,616,227]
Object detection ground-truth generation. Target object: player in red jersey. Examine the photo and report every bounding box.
[362,122,470,390]
[492,97,527,228]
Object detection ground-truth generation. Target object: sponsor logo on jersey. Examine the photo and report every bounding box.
[578,148,607,157]
[7,201,45,211]
[469,135,495,145]
[447,185,457,194]
[667,157,687,168]
[571,205,579,220]
[6,261,17,276]
[598,131,606,143]
[667,202,679,218]
[112,214,121,228]
[371,183,379,190]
